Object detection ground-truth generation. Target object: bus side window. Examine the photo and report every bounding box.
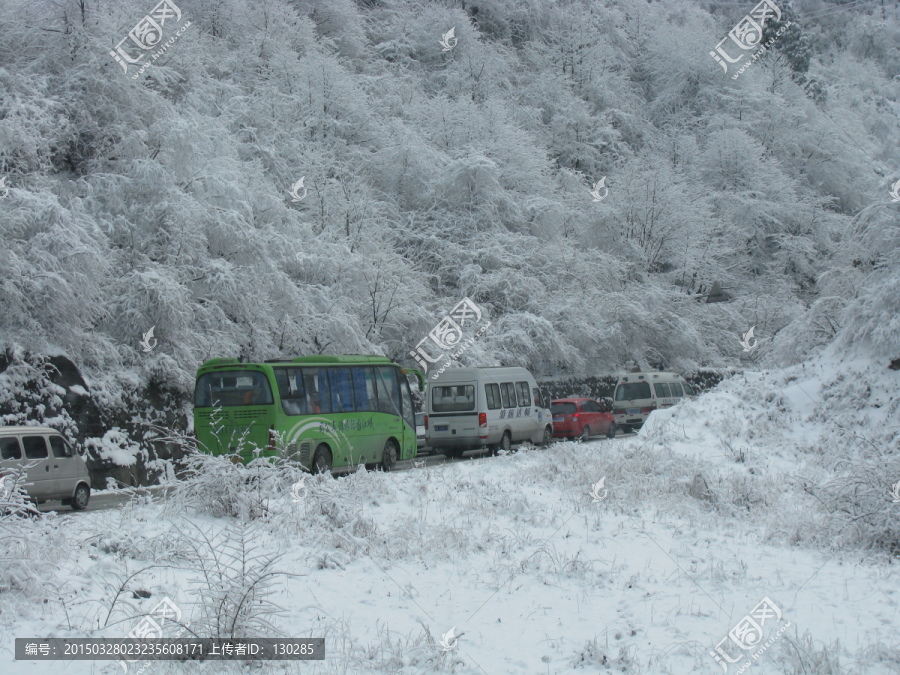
[499,383,511,408]
[303,368,329,414]
[516,382,531,407]
[352,367,377,412]
[485,384,500,410]
[328,368,354,413]
[276,368,307,415]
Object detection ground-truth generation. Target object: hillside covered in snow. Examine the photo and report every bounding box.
[1,0,898,406]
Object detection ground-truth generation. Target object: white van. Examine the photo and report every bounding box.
[426,367,553,457]
[0,426,91,510]
[612,372,694,432]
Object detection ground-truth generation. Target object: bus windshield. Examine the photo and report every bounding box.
[195,370,274,407]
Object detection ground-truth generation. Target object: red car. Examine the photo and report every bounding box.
[550,397,617,441]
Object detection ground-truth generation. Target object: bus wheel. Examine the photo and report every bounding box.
[381,439,399,472]
[312,445,332,475]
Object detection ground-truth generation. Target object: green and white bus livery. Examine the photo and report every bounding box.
[193,356,422,473]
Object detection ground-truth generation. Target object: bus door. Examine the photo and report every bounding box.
[325,367,368,466]
[374,366,405,459]
[348,366,382,465]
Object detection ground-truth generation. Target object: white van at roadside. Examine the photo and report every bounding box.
[612,372,694,433]
[0,426,92,510]
[425,367,553,457]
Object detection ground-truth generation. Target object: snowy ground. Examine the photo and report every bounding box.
[2,355,899,674]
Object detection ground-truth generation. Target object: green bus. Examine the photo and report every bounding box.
[193,356,423,473]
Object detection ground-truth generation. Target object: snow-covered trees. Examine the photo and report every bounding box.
[0,0,897,411]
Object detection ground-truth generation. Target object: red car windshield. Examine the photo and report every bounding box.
[550,402,577,415]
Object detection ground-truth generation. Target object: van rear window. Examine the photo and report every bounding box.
[432,385,475,412]
[614,382,651,401]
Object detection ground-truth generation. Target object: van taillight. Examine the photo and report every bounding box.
[424,415,428,430]
[479,413,487,428]
[614,409,625,415]
[267,425,276,450]
[641,406,656,414]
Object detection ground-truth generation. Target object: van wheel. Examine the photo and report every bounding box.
[312,445,333,475]
[580,426,591,442]
[541,426,552,446]
[500,431,511,453]
[71,484,90,511]
[606,423,617,440]
[381,439,399,472]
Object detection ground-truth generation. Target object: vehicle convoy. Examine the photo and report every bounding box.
[425,366,553,457]
[612,371,693,432]
[193,356,423,473]
[0,426,91,510]
[550,397,617,441]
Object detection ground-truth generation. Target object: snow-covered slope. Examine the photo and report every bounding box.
[4,352,898,674]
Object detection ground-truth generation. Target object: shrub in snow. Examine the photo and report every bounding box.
[179,522,287,640]
[85,427,143,467]
[169,449,304,521]
[0,467,38,519]
[0,468,64,599]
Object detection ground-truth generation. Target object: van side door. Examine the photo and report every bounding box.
[49,435,80,499]
[532,387,549,432]
[654,382,675,409]
[0,437,28,497]
[515,381,537,441]
[499,382,516,436]
[20,435,54,500]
